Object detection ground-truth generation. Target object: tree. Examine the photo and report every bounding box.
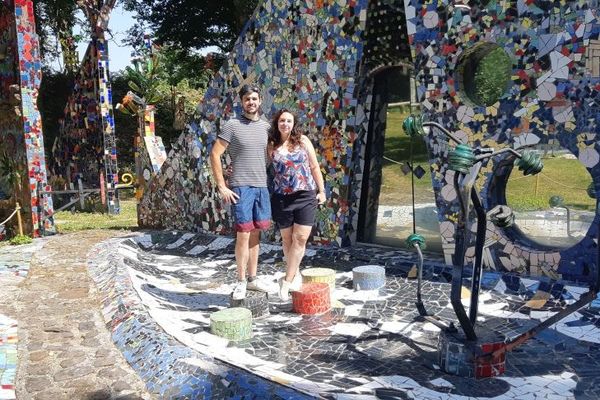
[122,0,258,53]
[33,0,79,72]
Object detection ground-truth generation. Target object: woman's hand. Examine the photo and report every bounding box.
[316,191,326,205]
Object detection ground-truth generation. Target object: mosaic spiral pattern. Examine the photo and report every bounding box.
[404,0,600,281]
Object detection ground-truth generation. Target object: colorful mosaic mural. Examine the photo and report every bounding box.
[51,3,119,214]
[403,0,600,282]
[0,0,54,237]
[138,0,374,244]
[138,0,600,282]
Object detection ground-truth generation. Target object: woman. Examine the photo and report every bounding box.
[269,109,326,301]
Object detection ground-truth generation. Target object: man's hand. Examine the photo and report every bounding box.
[218,185,240,204]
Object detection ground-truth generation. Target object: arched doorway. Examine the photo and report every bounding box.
[357,67,442,253]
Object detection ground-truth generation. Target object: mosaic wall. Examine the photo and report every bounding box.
[138,0,600,281]
[51,32,119,213]
[139,0,391,246]
[0,0,54,237]
[403,0,600,282]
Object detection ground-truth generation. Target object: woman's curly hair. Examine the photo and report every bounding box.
[268,109,302,149]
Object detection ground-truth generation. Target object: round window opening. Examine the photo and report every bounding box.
[498,145,596,249]
[457,42,512,107]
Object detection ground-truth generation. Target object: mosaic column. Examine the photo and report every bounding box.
[0,0,54,237]
[134,105,167,209]
[96,35,119,214]
[51,24,119,215]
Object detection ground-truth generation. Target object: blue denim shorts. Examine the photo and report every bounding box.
[231,186,272,232]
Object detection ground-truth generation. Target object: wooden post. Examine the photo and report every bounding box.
[15,202,23,236]
[78,178,84,209]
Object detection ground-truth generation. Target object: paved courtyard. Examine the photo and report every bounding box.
[2,230,600,399]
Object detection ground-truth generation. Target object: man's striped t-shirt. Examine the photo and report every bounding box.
[218,115,270,188]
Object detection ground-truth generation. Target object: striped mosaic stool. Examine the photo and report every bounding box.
[292,282,331,315]
[302,267,336,296]
[352,265,386,290]
[210,307,252,341]
[230,290,270,318]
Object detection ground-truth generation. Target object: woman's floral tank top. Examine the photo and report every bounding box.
[271,144,316,194]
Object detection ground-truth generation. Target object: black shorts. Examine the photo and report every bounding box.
[271,190,317,229]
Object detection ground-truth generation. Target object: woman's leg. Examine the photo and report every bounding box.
[284,223,313,282]
[280,226,293,269]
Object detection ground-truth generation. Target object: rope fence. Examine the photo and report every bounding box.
[0,202,24,236]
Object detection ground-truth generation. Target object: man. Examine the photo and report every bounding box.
[210,84,271,300]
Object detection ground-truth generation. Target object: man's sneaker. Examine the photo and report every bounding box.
[291,271,303,291]
[247,278,270,293]
[232,280,247,300]
[279,278,292,301]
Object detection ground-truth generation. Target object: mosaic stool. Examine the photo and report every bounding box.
[210,307,252,341]
[230,290,270,318]
[292,283,331,315]
[302,267,336,296]
[438,327,506,378]
[352,265,385,290]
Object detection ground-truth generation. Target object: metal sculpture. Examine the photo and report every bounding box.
[403,114,600,373]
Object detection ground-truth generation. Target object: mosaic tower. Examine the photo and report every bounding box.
[0,0,54,237]
[50,0,119,214]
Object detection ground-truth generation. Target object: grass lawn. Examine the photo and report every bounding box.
[53,199,138,233]
[381,108,595,211]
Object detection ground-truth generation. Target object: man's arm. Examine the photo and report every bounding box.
[210,138,239,204]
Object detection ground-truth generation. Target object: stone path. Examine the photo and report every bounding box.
[3,231,151,400]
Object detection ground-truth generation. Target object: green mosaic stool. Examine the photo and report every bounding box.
[230,290,270,318]
[210,307,252,341]
[302,267,336,296]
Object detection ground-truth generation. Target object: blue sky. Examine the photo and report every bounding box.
[49,4,135,72]
[103,5,136,72]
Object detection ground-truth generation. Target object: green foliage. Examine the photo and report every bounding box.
[459,44,512,107]
[0,151,23,196]
[39,69,72,153]
[9,234,33,245]
[54,200,138,233]
[122,0,258,53]
[112,44,213,164]
[473,47,512,106]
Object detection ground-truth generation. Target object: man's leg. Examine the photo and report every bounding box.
[235,231,251,280]
[246,229,261,278]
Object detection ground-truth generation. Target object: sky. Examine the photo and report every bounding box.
[50,4,135,72]
[100,5,136,72]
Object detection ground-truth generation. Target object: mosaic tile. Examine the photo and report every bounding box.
[50,1,119,214]
[88,231,600,398]
[0,0,54,236]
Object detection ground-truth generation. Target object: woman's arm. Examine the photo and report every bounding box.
[302,135,326,205]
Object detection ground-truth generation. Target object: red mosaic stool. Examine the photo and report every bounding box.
[292,282,331,315]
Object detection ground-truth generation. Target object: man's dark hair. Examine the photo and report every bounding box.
[239,84,261,99]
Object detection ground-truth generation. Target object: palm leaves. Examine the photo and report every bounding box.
[117,46,164,115]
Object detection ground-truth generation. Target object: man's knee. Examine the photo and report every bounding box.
[236,231,252,245]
